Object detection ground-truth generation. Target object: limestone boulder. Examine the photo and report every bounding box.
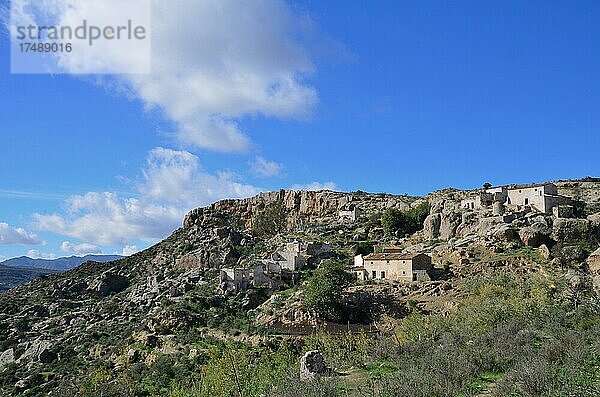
[423,213,441,240]
[89,272,129,297]
[538,244,552,260]
[551,218,592,243]
[0,348,15,370]
[519,222,551,248]
[586,248,600,273]
[440,211,462,240]
[493,225,521,244]
[300,350,327,380]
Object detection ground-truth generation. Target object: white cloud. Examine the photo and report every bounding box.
[0,255,6,262]
[34,192,184,246]
[10,0,317,152]
[61,241,102,255]
[121,245,139,256]
[27,250,57,260]
[140,147,260,205]
[250,156,283,178]
[289,182,338,191]
[0,222,43,245]
[34,148,260,246]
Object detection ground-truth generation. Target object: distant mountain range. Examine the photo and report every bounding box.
[0,254,124,271]
[0,265,56,292]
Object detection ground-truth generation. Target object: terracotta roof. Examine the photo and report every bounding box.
[363,252,425,261]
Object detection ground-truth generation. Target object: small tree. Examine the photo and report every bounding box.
[353,241,374,256]
[381,208,413,236]
[406,201,431,228]
[381,203,431,236]
[483,182,492,189]
[252,203,287,237]
[303,260,354,319]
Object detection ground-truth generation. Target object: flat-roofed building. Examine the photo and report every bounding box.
[355,253,432,282]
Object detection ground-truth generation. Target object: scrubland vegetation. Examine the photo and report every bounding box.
[51,272,599,397]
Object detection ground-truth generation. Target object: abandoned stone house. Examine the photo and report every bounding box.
[270,240,332,271]
[338,205,361,222]
[219,268,249,291]
[271,251,306,271]
[252,263,298,288]
[353,252,432,282]
[461,183,573,215]
[461,186,508,211]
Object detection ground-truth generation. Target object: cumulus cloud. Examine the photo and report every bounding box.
[61,241,102,255]
[140,147,260,205]
[121,245,139,256]
[9,0,317,152]
[250,156,283,178]
[289,182,338,191]
[26,250,57,260]
[34,148,260,246]
[0,222,42,245]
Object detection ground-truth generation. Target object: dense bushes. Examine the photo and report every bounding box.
[55,272,599,397]
[381,202,430,236]
[303,260,354,319]
[280,272,599,397]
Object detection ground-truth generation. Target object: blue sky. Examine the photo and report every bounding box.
[0,0,598,260]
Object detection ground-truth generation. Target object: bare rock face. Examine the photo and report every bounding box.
[0,348,15,370]
[183,189,415,233]
[89,272,129,297]
[423,213,441,240]
[440,211,462,240]
[519,222,551,248]
[184,190,348,230]
[551,218,592,243]
[16,339,52,364]
[300,350,327,380]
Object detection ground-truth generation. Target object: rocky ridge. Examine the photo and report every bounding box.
[0,180,598,395]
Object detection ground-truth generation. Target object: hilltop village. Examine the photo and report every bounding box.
[0,179,599,396]
[216,181,589,294]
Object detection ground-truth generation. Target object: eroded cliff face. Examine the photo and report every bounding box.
[184,189,417,230]
[184,190,344,228]
[555,179,600,213]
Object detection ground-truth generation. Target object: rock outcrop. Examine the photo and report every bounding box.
[88,272,129,297]
[519,222,551,248]
[183,189,415,231]
[300,350,327,380]
[423,213,441,240]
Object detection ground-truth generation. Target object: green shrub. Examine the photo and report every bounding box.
[380,202,430,236]
[303,260,354,319]
[252,203,287,237]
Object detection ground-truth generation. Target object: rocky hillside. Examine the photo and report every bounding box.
[0,181,599,396]
[0,266,55,292]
